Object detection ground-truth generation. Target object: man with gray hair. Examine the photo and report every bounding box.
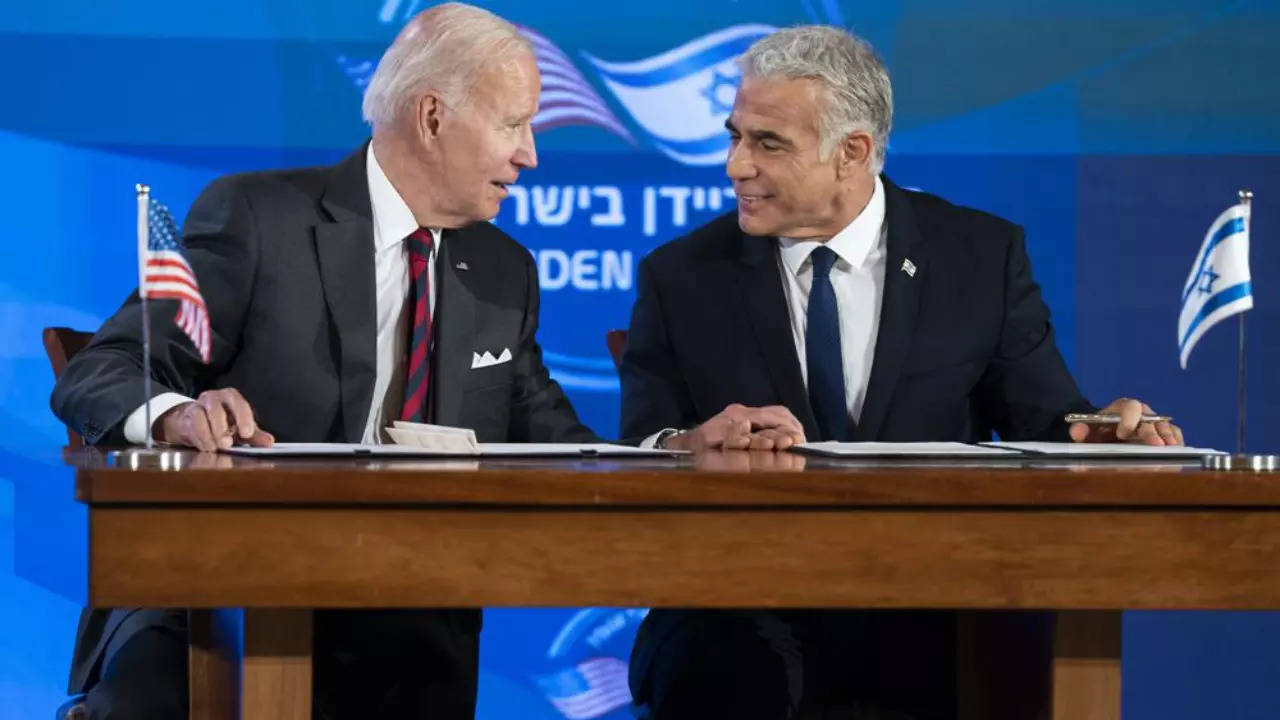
[51,3,596,718]
[621,25,1179,718]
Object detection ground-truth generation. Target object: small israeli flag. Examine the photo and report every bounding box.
[1178,201,1253,369]
[582,24,776,166]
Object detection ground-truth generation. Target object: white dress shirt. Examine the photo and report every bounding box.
[124,144,440,445]
[776,175,887,425]
[363,144,441,443]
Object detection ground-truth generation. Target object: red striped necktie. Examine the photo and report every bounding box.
[400,228,435,423]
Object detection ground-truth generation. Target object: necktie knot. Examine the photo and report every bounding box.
[809,245,838,278]
[407,228,435,260]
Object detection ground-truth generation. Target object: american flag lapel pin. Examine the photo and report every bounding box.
[901,258,917,277]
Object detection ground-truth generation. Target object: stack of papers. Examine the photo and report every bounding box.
[979,441,1226,458]
[793,442,1021,458]
[793,441,1225,459]
[224,442,684,458]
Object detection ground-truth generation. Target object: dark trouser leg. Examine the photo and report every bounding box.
[634,610,957,720]
[82,624,189,720]
[635,611,801,720]
[313,609,479,720]
[804,610,957,720]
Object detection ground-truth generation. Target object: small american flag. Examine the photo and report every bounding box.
[536,656,632,719]
[141,197,211,363]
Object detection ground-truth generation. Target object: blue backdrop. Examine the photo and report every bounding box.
[2,1,1278,717]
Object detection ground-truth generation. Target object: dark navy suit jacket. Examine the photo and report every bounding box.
[620,176,1095,700]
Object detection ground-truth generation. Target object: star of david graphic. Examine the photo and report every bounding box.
[1197,264,1220,295]
[701,68,739,114]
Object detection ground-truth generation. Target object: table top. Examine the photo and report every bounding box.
[65,447,1280,508]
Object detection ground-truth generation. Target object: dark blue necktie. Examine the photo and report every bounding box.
[806,246,850,441]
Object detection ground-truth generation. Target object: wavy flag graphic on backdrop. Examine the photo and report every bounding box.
[342,23,635,144]
[519,26,635,143]
[581,24,776,165]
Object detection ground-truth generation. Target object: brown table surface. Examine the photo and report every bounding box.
[70,447,1280,508]
[66,446,1280,610]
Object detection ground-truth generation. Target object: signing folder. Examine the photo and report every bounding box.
[979,441,1226,459]
[791,442,1023,458]
[224,442,685,458]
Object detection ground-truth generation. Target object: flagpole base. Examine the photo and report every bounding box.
[109,448,190,471]
[1202,454,1280,472]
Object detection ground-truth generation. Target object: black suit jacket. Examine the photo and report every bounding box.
[51,143,596,693]
[620,177,1095,702]
[621,176,1093,443]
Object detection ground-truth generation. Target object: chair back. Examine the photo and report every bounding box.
[605,329,628,373]
[41,327,95,448]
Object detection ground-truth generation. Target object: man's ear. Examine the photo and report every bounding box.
[416,92,445,144]
[835,131,874,179]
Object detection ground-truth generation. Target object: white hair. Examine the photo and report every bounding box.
[362,2,532,126]
[739,25,893,174]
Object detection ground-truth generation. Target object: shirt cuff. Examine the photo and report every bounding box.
[639,428,680,449]
[123,392,195,444]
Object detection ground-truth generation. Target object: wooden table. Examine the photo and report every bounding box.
[67,448,1280,719]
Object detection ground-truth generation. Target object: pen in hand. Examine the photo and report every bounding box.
[1064,413,1173,424]
[1066,399,1183,446]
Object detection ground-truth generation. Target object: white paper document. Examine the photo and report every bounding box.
[979,442,1226,458]
[386,421,479,453]
[223,442,684,458]
[791,442,1022,458]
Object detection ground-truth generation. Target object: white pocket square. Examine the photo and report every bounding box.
[471,347,512,369]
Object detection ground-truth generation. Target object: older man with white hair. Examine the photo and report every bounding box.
[620,24,1180,719]
[51,3,596,718]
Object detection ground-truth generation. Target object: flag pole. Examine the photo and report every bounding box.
[1237,188,1252,455]
[136,184,154,450]
[1204,189,1276,472]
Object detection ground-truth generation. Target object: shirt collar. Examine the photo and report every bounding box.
[778,175,885,275]
[366,144,437,252]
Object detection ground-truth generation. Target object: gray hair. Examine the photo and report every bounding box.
[739,26,892,174]
[362,2,532,126]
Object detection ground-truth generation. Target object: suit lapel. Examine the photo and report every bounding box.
[733,232,820,439]
[431,228,478,427]
[855,177,926,440]
[315,144,377,442]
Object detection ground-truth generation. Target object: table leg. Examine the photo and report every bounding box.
[243,609,313,720]
[1052,611,1121,720]
[188,608,313,720]
[189,609,238,720]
